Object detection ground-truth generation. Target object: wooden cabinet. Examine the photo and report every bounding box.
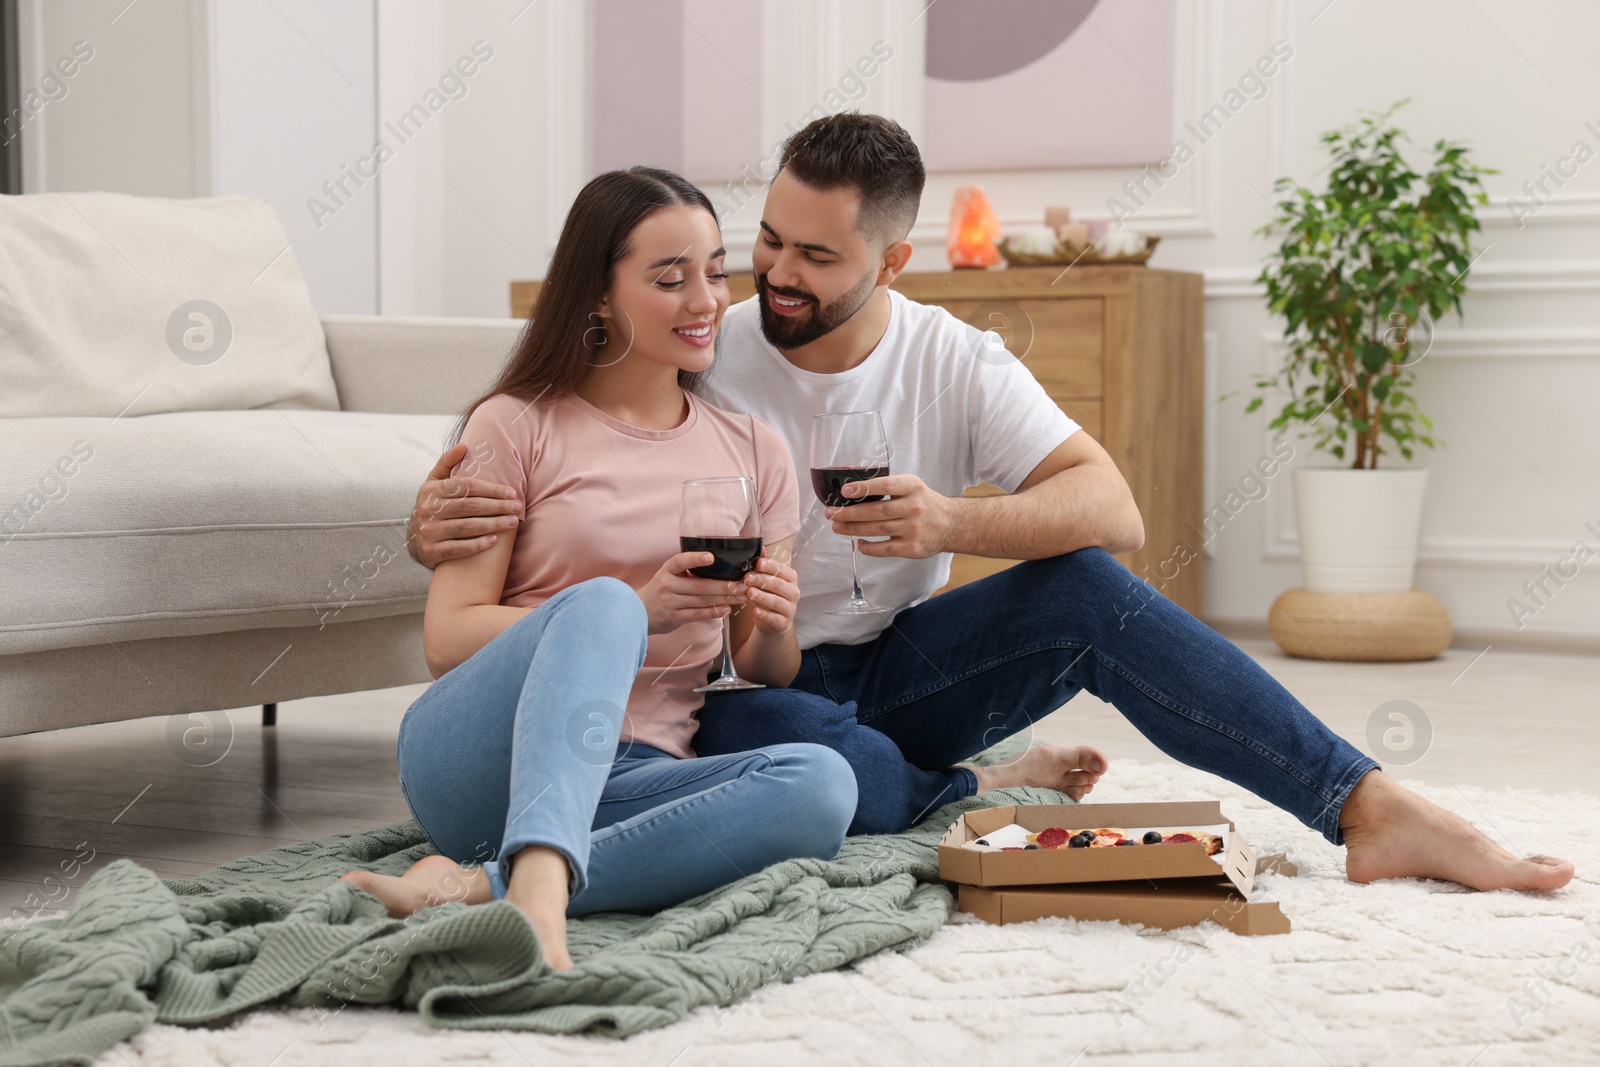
[510,264,1205,616]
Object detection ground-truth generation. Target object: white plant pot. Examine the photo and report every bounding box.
[1291,468,1429,594]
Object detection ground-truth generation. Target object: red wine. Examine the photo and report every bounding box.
[810,465,888,507]
[680,535,763,580]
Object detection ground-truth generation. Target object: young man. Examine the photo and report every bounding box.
[408,114,1571,894]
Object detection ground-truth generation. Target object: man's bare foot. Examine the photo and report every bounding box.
[965,745,1108,801]
[339,854,491,918]
[1339,770,1575,892]
[504,845,576,971]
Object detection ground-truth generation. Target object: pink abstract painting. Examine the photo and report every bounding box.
[922,0,1176,172]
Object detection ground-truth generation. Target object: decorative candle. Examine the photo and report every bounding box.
[1056,222,1090,252]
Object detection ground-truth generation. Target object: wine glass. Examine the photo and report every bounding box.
[680,476,766,693]
[809,411,890,616]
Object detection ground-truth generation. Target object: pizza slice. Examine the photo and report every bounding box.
[1157,830,1224,855]
[1024,826,1072,849]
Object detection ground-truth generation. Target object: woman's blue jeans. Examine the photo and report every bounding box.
[695,548,1380,843]
[395,577,857,916]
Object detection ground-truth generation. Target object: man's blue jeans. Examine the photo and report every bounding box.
[396,577,857,916]
[696,548,1379,843]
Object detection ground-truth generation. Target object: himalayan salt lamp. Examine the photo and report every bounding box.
[948,185,1002,269]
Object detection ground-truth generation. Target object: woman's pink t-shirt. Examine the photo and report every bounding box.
[451,390,800,758]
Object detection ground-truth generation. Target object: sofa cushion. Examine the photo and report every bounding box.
[0,192,340,418]
[0,410,456,656]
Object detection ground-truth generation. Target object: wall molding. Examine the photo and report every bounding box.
[1447,259,1600,293]
[1204,268,1264,299]
[1210,616,1600,654]
[1423,328,1600,360]
[1262,534,1600,570]
[1250,322,1599,569]
[1255,326,1600,361]
[1261,467,1600,570]
[1201,329,1220,558]
[1204,259,1600,300]
[1482,190,1600,228]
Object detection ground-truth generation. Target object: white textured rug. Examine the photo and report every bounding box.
[85,760,1598,1067]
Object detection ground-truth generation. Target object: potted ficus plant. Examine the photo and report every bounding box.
[1248,98,1494,594]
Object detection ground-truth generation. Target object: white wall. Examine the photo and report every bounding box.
[372,0,583,318]
[18,0,208,198]
[209,0,376,314]
[21,0,377,314]
[19,0,1600,645]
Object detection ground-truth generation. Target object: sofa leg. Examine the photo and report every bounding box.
[262,703,277,727]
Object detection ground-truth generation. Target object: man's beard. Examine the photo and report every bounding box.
[756,267,878,351]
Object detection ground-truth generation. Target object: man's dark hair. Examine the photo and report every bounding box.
[776,111,925,248]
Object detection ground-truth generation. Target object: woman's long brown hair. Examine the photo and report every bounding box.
[447,166,719,448]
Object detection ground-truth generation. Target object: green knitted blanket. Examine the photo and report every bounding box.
[0,783,1065,1067]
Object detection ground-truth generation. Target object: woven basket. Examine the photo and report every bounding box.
[996,234,1160,267]
[1268,587,1452,662]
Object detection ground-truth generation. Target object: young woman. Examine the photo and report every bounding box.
[341,167,857,970]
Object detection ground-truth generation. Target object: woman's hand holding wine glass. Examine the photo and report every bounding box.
[635,551,745,636]
[680,476,781,692]
[741,550,800,634]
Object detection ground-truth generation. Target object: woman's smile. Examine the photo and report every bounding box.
[672,320,715,346]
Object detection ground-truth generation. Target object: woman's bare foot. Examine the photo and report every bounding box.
[339,854,491,918]
[965,745,1108,801]
[504,845,576,971]
[342,850,578,970]
[1339,770,1575,892]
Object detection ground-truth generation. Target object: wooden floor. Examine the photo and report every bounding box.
[2,636,1595,916]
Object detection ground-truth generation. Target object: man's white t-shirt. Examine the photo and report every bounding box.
[699,289,1080,649]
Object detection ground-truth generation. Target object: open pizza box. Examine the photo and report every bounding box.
[938,801,1297,936]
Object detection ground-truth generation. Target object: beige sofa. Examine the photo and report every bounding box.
[0,191,523,737]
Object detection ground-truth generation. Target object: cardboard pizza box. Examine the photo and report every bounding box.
[938,801,1295,936]
[958,880,1291,936]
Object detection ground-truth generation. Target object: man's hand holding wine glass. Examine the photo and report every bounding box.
[826,473,959,560]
